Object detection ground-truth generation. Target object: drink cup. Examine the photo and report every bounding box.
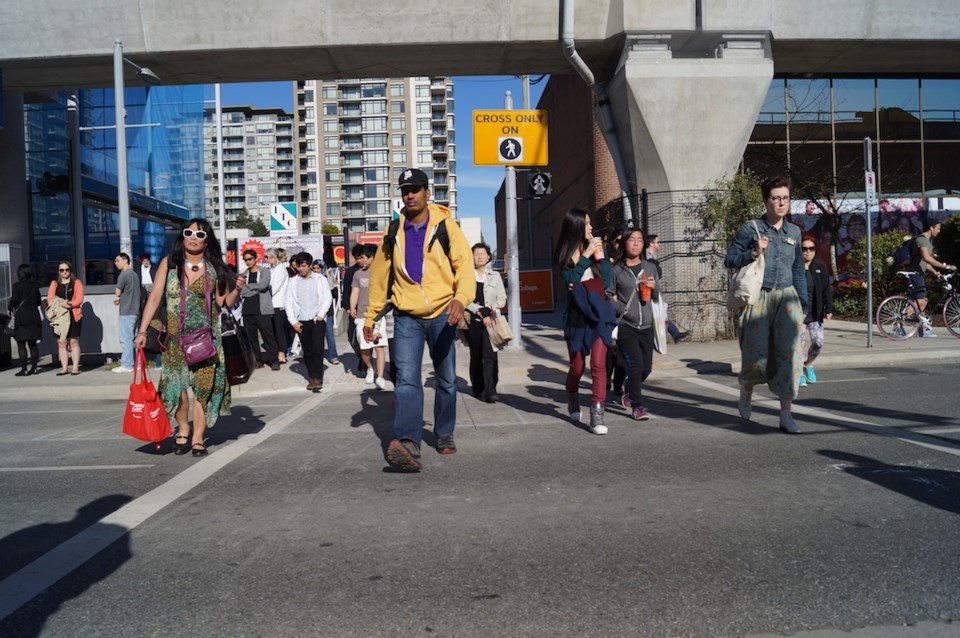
[640,284,652,302]
[593,244,605,260]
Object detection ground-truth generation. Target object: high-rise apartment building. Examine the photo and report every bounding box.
[203,105,296,227]
[294,77,457,235]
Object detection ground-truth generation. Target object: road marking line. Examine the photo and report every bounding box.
[0,465,153,472]
[681,375,960,458]
[918,426,960,434]
[0,390,327,622]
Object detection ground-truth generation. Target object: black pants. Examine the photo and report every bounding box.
[466,319,499,399]
[270,308,288,355]
[606,343,627,394]
[618,324,654,407]
[299,319,326,381]
[243,313,279,364]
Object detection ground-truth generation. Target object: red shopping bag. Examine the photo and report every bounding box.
[122,349,170,443]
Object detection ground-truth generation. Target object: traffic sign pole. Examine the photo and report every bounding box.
[864,137,875,348]
[504,91,521,350]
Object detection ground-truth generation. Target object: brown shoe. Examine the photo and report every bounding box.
[386,439,423,472]
[306,378,319,391]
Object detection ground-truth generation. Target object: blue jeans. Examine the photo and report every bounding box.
[118,314,137,369]
[325,311,339,359]
[392,310,457,444]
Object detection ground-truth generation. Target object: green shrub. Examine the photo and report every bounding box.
[843,230,914,304]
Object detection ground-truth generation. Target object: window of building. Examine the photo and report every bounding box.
[416,118,431,130]
[308,188,318,200]
[416,102,430,114]
[323,119,338,132]
[326,186,340,199]
[322,85,337,99]
[323,103,337,116]
[416,86,429,97]
[363,150,388,164]
[364,167,388,181]
[417,151,431,164]
[362,117,387,132]
[392,150,407,164]
[365,184,389,198]
[361,83,386,98]
[325,170,340,182]
[392,134,406,147]
[362,100,387,115]
[324,152,339,165]
[306,139,317,152]
[303,89,314,103]
[391,117,406,131]
[304,107,315,119]
[417,134,430,147]
[326,202,341,216]
[391,101,405,113]
[390,83,405,97]
[365,200,390,215]
[324,136,338,149]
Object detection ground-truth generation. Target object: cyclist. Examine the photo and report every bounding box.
[907,220,957,337]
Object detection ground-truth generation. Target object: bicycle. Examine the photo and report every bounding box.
[875,270,960,340]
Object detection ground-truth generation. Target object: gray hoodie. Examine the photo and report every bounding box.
[606,261,660,330]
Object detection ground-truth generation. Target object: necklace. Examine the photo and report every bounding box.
[186,258,205,272]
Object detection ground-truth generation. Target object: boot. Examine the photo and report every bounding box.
[566,392,581,423]
[589,401,608,435]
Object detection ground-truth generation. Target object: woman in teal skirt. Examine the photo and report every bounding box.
[725,175,809,434]
[134,218,245,456]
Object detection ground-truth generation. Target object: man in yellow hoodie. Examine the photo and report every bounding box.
[365,168,475,471]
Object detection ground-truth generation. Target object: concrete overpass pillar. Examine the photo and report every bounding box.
[605,35,773,339]
[0,91,29,253]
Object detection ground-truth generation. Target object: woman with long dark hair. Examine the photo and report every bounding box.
[607,228,659,420]
[46,260,84,375]
[7,264,42,376]
[134,218,245,456]
[556,208,615,434]
[799,234,833,387]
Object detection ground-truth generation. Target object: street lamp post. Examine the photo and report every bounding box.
[113,38,161,257]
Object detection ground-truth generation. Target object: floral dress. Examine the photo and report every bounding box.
[159,269,230,426]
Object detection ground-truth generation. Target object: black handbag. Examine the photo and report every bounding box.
[143,293,168,356]
[221,310,256,386]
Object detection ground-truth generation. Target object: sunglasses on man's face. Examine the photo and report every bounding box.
[182,229,207,240]
[802,246,816,252]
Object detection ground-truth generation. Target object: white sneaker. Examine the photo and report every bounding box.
[112,366,134,374]
[374,377,386,390]
[365,369,375,384]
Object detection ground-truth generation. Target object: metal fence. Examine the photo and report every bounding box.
[603,189,735,340]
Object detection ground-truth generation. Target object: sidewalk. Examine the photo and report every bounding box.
[1,316,958,403]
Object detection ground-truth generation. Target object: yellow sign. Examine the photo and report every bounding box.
[472,109,548,166]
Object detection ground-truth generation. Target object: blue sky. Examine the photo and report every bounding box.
[220,76,547,253]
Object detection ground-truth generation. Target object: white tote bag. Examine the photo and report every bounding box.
[726,220,765,311]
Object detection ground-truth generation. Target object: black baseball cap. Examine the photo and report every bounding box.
[398,168,429,189]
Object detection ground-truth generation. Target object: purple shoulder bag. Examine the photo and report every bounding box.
[179,270,217,367]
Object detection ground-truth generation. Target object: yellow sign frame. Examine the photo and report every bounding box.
[472,109,549,166]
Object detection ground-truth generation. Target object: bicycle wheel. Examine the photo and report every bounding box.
[876,295,920,340]
[943,295,960,338]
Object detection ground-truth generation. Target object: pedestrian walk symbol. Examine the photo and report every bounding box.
[499,137,523,162]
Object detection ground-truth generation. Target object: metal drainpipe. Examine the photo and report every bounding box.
[560,0,635,224]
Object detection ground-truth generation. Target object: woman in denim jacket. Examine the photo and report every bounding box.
[725,175,809,434]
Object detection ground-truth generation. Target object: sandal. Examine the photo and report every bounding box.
[191,443,208,457]
[172,435,190,455]
[56,370,70,376]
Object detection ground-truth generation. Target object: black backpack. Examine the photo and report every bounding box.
[893,236,916,267]
[373,217,453,321]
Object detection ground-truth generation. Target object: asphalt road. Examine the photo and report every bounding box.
[1,363,959,637]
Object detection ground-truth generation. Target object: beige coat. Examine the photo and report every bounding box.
[44,297,70,341]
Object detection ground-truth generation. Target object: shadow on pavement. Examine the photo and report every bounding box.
[818,449,960,515]
[0,495,133,637]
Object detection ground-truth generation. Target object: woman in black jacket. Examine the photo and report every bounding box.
[800,234,833,387]
[7,264,43,376]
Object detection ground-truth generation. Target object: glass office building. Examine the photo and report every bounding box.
[744,78,960,198]
[23,85,207,281]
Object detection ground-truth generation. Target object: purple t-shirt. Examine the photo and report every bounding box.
[403,213,429,284]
